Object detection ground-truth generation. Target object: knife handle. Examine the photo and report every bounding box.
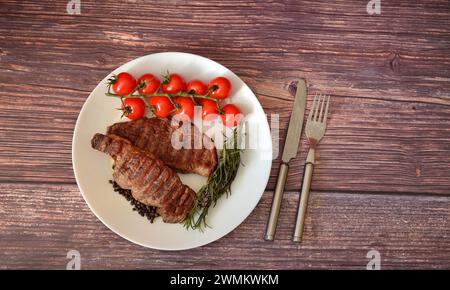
[264,162,289,241]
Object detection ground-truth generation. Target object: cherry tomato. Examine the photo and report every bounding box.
[187,80,208,106]
[122,98,145,120]
[138,74,160,94]
[112,72,136,96]
[174,97,195,120]
[208,77,231,100]
[187,80,208,95]
[201,99,219,121]
[162,73,186,94]
[220,104,242,127]
[149,96,174,118]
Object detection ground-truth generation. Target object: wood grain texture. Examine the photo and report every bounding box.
[0,0,449,194]
[0,183,449,269]
[0,0,449,269]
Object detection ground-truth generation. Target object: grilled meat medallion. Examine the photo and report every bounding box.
[91,133,196,223]
[107,117,217,177]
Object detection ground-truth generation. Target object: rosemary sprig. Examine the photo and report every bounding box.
[184,128,242,231]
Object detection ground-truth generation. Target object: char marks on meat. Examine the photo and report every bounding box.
[91,133,195,223]
[107,117,217,177]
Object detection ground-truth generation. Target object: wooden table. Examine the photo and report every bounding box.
[1,0,449,269]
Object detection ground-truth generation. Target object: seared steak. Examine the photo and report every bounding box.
[91,133,196,223]
[107,117,217,177]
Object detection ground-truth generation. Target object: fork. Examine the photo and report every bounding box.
[293,94,330,242]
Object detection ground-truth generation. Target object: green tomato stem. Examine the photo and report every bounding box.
[105,91,221,111]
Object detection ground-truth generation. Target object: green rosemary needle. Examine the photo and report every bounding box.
[184,127,242,231]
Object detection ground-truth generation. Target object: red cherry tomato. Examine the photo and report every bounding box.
[138,74,160,94]
[174,97,195,120]
[220,104,242,127]
[187,80,208,95]
[162,73,186,94]
[112,72,136,96]
[208,77,231,100]
[149,96,174,118]
[201,99,219,121]
[122,98,145,120]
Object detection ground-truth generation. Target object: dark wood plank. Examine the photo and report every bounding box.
[0,0,449,193]
[1,0,450,102]
[0,183,449,269]
[1,91,449,194]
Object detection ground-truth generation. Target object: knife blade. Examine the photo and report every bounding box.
[282,79,307,163]
[264,79,307,241]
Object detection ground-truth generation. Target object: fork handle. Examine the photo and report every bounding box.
[293,149,315,242]
[264,162,289,241]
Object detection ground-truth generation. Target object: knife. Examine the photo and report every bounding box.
[264,79,307,241]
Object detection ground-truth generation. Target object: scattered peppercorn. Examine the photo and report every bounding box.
[109,179,159,223]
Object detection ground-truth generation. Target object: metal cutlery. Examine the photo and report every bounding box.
[293,93,330,242]
[264,79,308,241]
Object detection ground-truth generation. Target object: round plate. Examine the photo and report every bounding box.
[72,52,272,250]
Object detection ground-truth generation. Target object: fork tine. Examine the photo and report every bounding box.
[308,94,319,120]
[313,94,322,121]
[322,95,330,123]
[318,94,326,122]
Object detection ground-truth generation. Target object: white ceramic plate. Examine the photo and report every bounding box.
[72,52,272,250]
